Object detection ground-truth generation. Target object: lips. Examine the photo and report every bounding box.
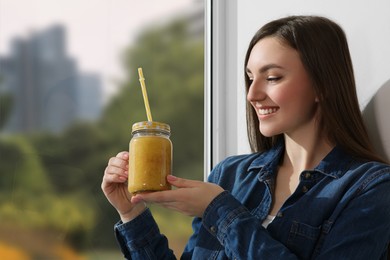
[258,107,278,115]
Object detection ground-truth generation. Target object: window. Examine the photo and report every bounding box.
[0,1,204,258]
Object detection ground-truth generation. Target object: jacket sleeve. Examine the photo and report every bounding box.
[114,208,176,259]
[180,216,202,259]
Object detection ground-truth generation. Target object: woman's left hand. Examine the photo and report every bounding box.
[131,175,224,218]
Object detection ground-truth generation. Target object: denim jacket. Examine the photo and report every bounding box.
[114,142,390,259]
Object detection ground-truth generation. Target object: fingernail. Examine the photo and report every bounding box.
[167,175,177,181]
[131,195,142,204]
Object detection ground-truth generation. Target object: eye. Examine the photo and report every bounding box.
[267,76,281,82]
[246,75,254,85]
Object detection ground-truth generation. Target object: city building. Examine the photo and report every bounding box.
[0,25,102,134]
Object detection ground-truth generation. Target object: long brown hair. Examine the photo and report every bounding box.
[244,15,385,163]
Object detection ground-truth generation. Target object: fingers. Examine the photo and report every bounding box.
[131,177,201,203]
[167,175,200,188]
[108,152,129,169]
[130,180,224,217]
[116,151,129,159]
[102,151,129,187]
[102,167,127,184]
[131,189,204,217]
[131,189,179,204]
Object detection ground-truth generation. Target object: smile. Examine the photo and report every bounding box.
[258,108,278,115]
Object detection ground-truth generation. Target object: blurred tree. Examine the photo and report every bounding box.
[32,122,111,194]
[0,136,96,251]
[0,75,13,130]
[0,136,51,195]
[0,93,13,130]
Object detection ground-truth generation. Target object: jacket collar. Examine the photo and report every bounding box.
[248,140,355,180]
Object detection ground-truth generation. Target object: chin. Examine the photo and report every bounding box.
[259,130,275,137]
[260,133,275,138]
[259,126,281,137]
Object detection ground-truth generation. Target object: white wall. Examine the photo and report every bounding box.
[206,0,390,171]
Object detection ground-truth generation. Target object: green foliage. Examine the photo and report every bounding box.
[0,136,95,249]
[0,93,13,129]
[0,192,95,232]
[0,136,51,194]
[32,122,111,193]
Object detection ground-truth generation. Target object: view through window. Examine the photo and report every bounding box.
[0,0,204,258]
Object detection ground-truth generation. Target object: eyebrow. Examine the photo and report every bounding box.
[246,63,284,74]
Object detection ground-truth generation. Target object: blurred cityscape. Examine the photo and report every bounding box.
[0,25,102,134]
[0,2,204,135]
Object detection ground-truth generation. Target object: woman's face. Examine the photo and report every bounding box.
[246,36,319,138]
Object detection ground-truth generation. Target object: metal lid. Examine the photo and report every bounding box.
[131,121,170,134]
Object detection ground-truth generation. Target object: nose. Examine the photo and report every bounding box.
[247,80,266,103]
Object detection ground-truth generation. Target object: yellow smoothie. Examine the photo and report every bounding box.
[128,135,172,194]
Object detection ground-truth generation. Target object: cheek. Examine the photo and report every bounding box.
[273,82,316,109]
[268,86,294,106]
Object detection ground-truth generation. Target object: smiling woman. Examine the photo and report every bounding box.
[207,0,390,258]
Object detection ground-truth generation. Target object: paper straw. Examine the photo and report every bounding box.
[137,68,153,121]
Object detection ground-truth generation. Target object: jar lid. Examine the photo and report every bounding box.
[131,121,170,134]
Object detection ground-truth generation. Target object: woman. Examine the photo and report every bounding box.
[102,15,390,259]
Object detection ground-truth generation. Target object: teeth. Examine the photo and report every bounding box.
[259,108,277,115]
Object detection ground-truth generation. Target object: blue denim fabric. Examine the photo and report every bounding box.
[114,142,390,259]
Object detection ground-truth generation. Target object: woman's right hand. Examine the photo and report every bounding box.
[101,151,146,223]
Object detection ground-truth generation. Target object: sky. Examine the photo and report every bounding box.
[0,0,199,99]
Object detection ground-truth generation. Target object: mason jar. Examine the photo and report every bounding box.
[128,121,172,195]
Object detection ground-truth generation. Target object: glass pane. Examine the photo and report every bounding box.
[0,0,204,258]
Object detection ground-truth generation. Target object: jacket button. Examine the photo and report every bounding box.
[304,172,311,179]
[277,211,283,217]
[302,186,309,193]
[210,226,216,233]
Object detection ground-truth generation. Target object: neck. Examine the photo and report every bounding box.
[282,133,335,174]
